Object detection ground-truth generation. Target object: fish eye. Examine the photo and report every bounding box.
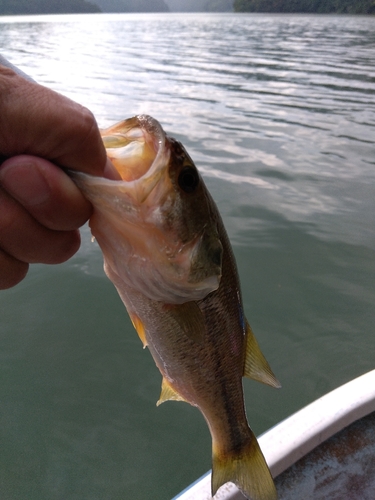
[178,166,199,193]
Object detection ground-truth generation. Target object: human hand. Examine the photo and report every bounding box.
[0,65,118,289]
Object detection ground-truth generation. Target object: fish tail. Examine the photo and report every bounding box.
[212,431,277,500]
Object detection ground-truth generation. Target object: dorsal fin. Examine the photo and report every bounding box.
[157,377,187,406]
[244,321,281,388]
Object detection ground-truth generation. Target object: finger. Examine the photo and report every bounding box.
[0,187,81,265]
[0,66,107,175]
[0,248,28,290]
[0,155,92,231]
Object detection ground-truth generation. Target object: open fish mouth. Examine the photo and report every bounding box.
[100,115,171,204]
[70,115,172,225]
[70,115,223,304]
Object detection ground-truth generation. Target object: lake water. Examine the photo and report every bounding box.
[0,12,374,500]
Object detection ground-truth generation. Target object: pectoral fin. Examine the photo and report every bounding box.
[163,301,205,344]
[157,377,187,406]
[130,314,148,348]
[244,321,281,388]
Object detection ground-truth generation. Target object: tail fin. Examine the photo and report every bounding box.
[212,431,277,500]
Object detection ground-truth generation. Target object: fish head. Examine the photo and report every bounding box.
[72,115,223,304]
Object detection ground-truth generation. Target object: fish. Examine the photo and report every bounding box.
[71,115,280,500]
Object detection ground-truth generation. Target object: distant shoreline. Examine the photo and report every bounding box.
[233,0,375,14]
[1,11,375,16]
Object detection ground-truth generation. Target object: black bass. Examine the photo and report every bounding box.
[71,115,280,500]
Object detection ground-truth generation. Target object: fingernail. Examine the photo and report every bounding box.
[103,157,121,180]
[0,159,50,206]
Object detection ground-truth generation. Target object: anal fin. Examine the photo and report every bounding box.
[244,321,281,388]
[157,377,187,407]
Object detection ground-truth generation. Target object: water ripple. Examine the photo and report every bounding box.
[0,12,374,245]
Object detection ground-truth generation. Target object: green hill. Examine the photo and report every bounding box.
[92,0,169,12]
[0,0,101,14]
[234,0,375,14]
[165,0,233,11]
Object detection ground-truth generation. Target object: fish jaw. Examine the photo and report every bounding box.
[70,115,222,304]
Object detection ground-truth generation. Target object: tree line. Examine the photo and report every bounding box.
[92,0,169,12]
[0,0,231,14]
[0,0,224,14]
[0,0,100,14]
[234,0,375,14]
[2,0,374,15]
